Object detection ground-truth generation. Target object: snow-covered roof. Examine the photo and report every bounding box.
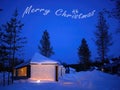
[15,61,30,69]
[30,53,59,64]
[14,53,59,68]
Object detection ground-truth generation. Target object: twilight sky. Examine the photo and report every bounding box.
[0,0,120,64]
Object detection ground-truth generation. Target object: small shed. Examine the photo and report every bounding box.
[14,53,65,81]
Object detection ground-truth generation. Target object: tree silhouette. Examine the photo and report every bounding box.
[78,38,91,69]
[38,30,54,57]
[0,8,2,11]
[106,0,120,33]
[1,9,26,84]
[0,27,8,86]
[94,12,112,63]
[111,0,120,33]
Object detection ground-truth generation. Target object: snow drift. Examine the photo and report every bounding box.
[0,70,120,90]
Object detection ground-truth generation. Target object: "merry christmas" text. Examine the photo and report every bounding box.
[22,5,96,20]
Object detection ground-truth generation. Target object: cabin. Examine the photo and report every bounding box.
[101,61,120,74]
[14,53,65,81]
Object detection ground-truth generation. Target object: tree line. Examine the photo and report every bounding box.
[38,11,113,71]
[38,0,120,71]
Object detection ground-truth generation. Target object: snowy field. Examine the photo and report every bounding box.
[0,70,120,90]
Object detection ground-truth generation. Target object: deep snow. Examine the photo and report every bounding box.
[0,70,120,90]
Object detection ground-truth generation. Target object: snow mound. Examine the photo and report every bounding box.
[60,70,120,90]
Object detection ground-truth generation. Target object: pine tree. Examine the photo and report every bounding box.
[38,30,54,57]
[95,12,112,63]
[0,8,6,86]
[0,8,2,11]
[112,0,120,32]
[0,8,2,14]
[2,23,13,85]
[1,10,26,84]
[78,38,91,69]
[114,0,120,20]
[0,27,7,86]
[113,0,120,33]
[106,0,120,32]
[0,28,4,60]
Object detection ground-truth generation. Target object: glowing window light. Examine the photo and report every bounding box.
[18,67,27,76]
[36,80,41,83]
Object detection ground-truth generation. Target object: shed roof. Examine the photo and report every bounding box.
[15,53,59,69]
[30,53,59,64]
[15,61,29,69]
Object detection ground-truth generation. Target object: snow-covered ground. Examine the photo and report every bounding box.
[0,70,120,90]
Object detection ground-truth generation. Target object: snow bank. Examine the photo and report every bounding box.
[0,70,120,90]
[60,70,120,90]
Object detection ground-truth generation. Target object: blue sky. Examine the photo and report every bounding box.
[0,0,120,64]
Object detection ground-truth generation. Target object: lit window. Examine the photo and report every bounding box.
[18,67,27,76]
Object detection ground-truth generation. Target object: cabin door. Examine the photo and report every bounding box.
[55,66,58,81]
